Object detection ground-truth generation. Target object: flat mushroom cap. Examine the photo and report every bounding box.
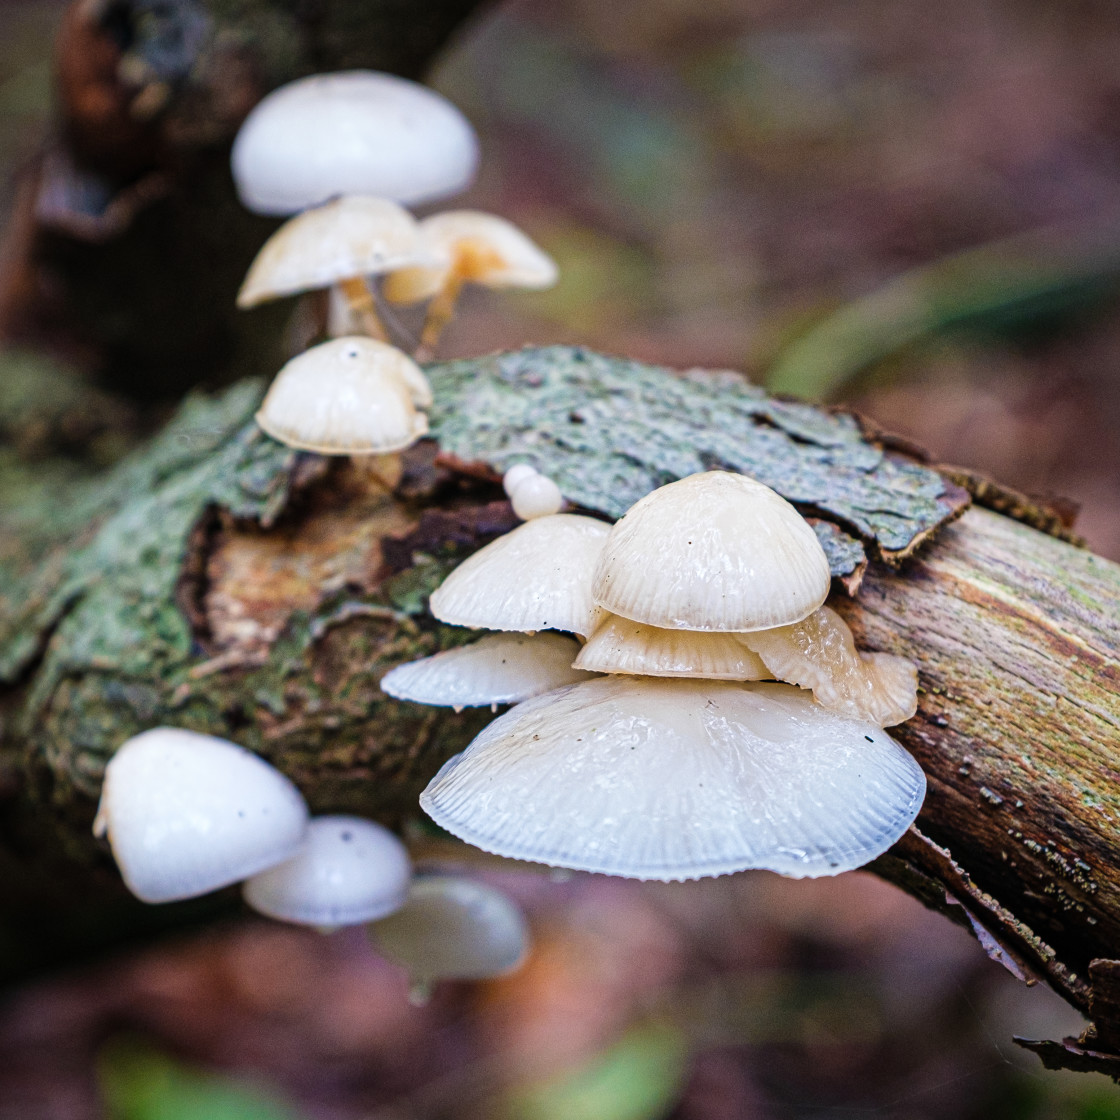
[232,71,479,216]
[420,677,926,881]
[237,196,429,308]
[242,816,411,926]
[592,471,831,632]
[93,728,309,904]
[384,211,558,304]
[574,610,770,680]
[429,514,610,637]
[743,606,919,727]
[256,337,430,455]
[370,875,529,982]
[381,632,595,709]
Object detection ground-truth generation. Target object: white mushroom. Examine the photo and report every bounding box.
[592,471,831,632]
[509,473,564,521]
[255,336,429,455]
[232,71,479,216]
[429,514,611,637]
[742,606,918,727]
[93,728,309,904]
[420,678,925,881]
[243,815,411,928]
[369,874,529,987]
[381,632,594,710]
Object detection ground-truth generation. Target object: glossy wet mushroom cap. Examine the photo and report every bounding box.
[93,728,309,904]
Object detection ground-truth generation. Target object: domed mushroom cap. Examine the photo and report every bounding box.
[429,514,610,637]
[420,677,925,881]
[574,610,770,680]
[381,633,594,709]
[369,875,529,983]
[256,337,429,455]
[243,816,411,927]
[238,196,430,309]
[232,71,479,216]
[592,471,831,632]
[743,606,918,727]
[384,211,558,304]
[93,728,309,904]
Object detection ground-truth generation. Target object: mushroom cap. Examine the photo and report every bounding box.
[743,606,918,727]
[255,337,430,455]
[592,471,831,632]
[429,514,610,637]
[383,211,558,303]
[237,196,430,308]
[381,632,594,709]
[232,71,479,216]
[93,728,309,904]
[370,875,529,982]
[420,677,925,881]
[573,610,770,680]
[242,815,411,926]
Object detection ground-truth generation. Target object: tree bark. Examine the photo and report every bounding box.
[0,345,1117,1075]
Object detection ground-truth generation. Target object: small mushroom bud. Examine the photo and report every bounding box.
[93,728,309,904]
[243,816,411,928]
[502,463,539,496]
[509,473,564,520]
[369,874,529,989]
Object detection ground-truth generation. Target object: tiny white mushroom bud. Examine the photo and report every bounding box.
[510,473,564,521]
[93,728,309,904]
[502,463,538,497]
[369,875,529,985]
[243,815,411,928]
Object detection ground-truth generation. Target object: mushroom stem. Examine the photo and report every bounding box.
[337,276,390,342]
[353,451,405,491]
[415,273,464,360]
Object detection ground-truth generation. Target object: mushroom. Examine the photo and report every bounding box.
[420,677,926,881]
[592,471,831,632]
[237,195,437,341]
[502,464,565,521]
[381,632,595,711]
[232,71,479,216]
[383,211,558,358]
[243,815,411,929]
[742,606,918,727]
[573,610,770,680]
[93,728,309,904]
[255,336,430,456]
[369,874,529,996]
[429,514,611,637]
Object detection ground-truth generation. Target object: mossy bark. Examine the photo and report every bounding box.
[1,345,1118,1078]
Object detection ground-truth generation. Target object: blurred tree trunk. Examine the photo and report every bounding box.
[0,0,488,399]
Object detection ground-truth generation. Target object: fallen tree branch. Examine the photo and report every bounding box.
[1,346,1118,1075]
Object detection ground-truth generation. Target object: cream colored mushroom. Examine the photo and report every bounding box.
[420,677,926,881]
[742,606,918,727]
[238,196,436,341]
[573,610,770,680]
[255,336,430,455]
[383,211,558,358]
[592,471,831,633]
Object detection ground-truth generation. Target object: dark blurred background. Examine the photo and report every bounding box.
[3,0,1120,1116]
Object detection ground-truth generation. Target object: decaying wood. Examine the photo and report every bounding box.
[0,346,1118,1075]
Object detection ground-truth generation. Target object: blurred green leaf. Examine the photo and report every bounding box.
[99,1038,303,1120]
[504,1022,688,1120]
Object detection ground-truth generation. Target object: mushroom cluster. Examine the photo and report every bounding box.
[94,728,532,991]
[230,69,558,463]
[384,471,925,881]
